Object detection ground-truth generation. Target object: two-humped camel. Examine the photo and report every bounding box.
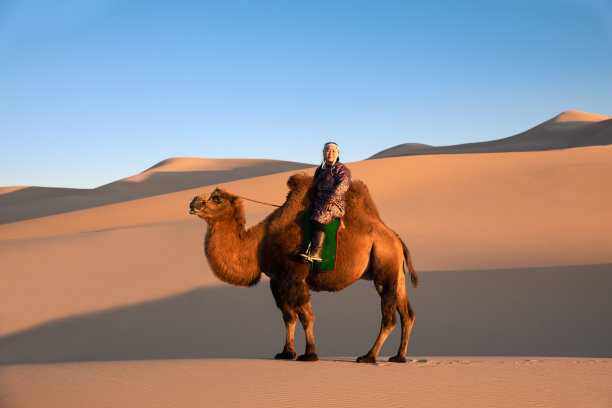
[189,173,417,363]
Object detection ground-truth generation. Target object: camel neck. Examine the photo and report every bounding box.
[205,218,266,287]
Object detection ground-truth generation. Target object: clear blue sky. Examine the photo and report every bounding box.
[1,0,611,188]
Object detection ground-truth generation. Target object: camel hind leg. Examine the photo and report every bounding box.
[389,270,415,363]
[357,278,399,364]
[358,239,414,364]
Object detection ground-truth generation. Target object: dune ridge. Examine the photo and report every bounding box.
[0,158,313,224]
[0,187,27,196]
[369,110,612,159]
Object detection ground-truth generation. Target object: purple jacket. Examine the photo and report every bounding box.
[311,161,352,225]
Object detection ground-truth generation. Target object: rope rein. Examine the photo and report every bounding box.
[207,190,282,208]
[237,195,282,208]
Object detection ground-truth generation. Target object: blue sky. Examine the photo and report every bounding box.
[1,0,611,188]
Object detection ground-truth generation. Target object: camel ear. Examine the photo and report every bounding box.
[230,195,242,206]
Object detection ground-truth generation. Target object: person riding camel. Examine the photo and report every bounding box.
[300,142,352,263]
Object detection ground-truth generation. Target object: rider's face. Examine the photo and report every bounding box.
[324,145,339,164]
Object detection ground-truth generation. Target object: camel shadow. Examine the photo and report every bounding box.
[1,264,611,365]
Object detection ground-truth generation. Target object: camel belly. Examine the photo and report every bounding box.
[305,244,371,291]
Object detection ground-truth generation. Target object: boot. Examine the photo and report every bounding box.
[300,230,326,263]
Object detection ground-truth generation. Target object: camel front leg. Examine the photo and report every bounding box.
[276,304,298,360]
[270,279,297,360]
[296,302,318,361]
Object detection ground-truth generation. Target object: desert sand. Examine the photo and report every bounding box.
[1,111,611,407]
[2,358,610,408]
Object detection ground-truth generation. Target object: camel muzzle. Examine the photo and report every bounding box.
[189,197,205,215]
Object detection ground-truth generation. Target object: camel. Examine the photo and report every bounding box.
[189,173,418,363]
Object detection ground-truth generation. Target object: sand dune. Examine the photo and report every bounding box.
[0,158,313,224]
[106,157,314,196]
[0,187,27,195]
[369,110,612,159]
[2,116,612,407]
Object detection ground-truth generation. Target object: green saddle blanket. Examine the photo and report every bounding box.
[304,208,341,272]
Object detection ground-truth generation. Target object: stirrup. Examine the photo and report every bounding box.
[300,253,314,263]
[300,244,313,262]
[309,254,322,263]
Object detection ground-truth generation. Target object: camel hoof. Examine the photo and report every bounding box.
[297,353,318,362]
[389,355,407,363]
[356,355,376,364]
[275,351,297,360]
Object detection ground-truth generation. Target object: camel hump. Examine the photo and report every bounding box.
[345,180,381,219]
[287,173,313,191]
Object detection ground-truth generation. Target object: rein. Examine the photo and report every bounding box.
[237,195,281,208]
[207,190,281,208]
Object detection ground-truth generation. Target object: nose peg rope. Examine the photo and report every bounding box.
[237,195,281,208]
[204,191,281,208]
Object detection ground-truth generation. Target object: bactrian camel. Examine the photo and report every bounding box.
[189,173,418,363]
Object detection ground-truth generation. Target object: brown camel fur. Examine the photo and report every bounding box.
[189,173,418,363]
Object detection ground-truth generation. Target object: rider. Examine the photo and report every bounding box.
[300,142,351,263]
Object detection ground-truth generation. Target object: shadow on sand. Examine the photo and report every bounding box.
[1,264,611,365]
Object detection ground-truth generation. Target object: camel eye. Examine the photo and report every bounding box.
[212,195,221,203]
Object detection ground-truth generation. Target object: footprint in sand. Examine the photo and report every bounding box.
[405,359,429,365]
[572,359,608,365]
[501,359,544,366]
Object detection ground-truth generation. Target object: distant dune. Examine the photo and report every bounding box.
[369,110,612,159]
[0,187,27,195]
[0,158,314,224]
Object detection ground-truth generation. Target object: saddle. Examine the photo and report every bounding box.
[304,209,341,273]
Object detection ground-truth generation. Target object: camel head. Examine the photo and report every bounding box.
[189,188,245,226]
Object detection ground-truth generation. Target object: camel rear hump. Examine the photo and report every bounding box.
[346,180,381,218]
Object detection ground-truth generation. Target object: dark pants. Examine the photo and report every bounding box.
[312,221,325,232]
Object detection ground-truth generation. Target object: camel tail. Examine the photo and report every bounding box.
[399,237,418,288]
